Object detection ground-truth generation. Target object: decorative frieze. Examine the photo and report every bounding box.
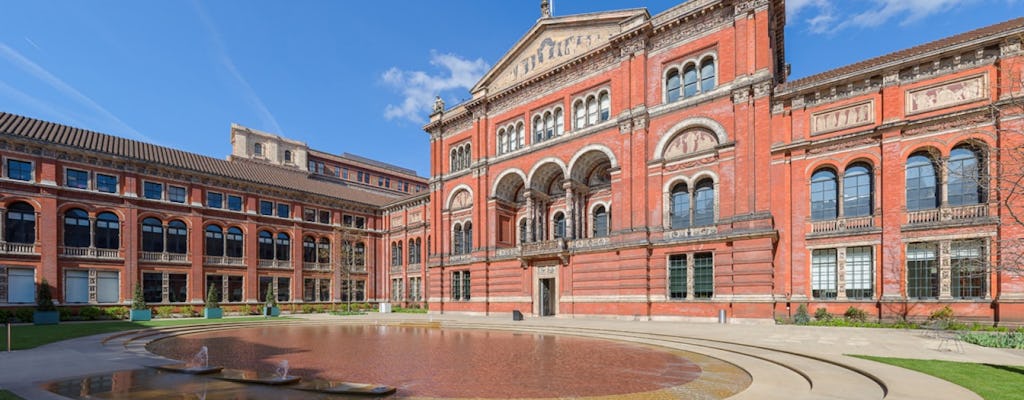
[906,74,987,115]
[731,88,750,103]
[903,113,990,137]
[734,0,770,15]
[486,51,618,118]
[810,100,874,135]
[806,136,877,156]
[651,6,731,52]
[618,37,646,59]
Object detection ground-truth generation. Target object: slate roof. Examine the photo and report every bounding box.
[0,112,400,207]
[779,17,1024,94]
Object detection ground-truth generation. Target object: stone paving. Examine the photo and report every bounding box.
[0,313,1022,399]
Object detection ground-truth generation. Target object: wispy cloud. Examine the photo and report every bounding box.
[0,79,83,127]
[382,51,489,124]
[790,0,1000,34]
[192,1,283,135]
[0,42,150,142]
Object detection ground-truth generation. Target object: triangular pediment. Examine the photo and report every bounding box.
[473,9,648,95]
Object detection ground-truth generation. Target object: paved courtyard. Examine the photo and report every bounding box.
[1,314,1022,399]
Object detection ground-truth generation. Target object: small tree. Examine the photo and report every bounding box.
[205,284,220,309]
[36,278,56,311]
[132,285,147,311]
[265,285,277,309]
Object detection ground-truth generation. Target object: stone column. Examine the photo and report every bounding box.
[836,247,848,300]
[563,182,575,240]
[686,254,695,299]
[939,240,953,299]
[88,216,96,251]
[525,191,535,243]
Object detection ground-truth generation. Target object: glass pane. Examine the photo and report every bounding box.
[8,268,35,303]
[97,271,119,303]
[65,270,89,303]
[845,247,873,299]
[693,254,713,298]
[811,249,837,299]
[143,272,163,303]
[228,276,243,302]
[168,274,188,302]
[277,277,291,302]
[668,254,686,299]
[206,275,222,303]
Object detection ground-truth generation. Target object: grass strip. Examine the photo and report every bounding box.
[852,355,1024,400]
[0,317,287,351]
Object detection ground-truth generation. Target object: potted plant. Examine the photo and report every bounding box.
[33,278,60,325]
[204,284,222,319]
[263,286,280,317]
[129,285,151,321]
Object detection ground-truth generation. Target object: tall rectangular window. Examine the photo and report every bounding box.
[318,210,331,224]
[6,159,32,181]
[96,174,118,193]
[7,268,35,303]
[452,271,471,301]
[97,271,119,303]
[207,192,223,209]
[907,243,938,299]
[143,272,163,303]
[845,246,873,299]
[206,275,223,303]
[342,168,348,179]
[168,186,186,203]
[277,277,291,302]
[228,276,243,302]
[392,278,403,301]
[303,208,317,222]
[259,200,274,216]
[66,168,89,189]
[811,249,838,299]
[227,195,243,211]
[668,254,687,299]
[65,270,89,303]
[259,276,273,302]
[304,278,316,302]
[693,253,714,298]
[952,240,986,298]
[318,279,330,302]
[277,203,290,218]
[143,182,163,200]
[168,273,188,303]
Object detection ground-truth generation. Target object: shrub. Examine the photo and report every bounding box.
[36,279,56,311]
[794,304,810,325]
[844,306,868,322]
[79,306,103,320]
[265,287,278,309]
[814,307,833,322]
[59,307,74,321]
[155,306,175,318]
[302,304,315,314]
[14,308,34,323]
[205,284,220,309]
[928,306,955,321]
[960,332,1024,349]
[105,306,128,320]
[131,286,147,311]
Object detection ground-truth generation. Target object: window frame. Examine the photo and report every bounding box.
[206,191,224,209]
[142,181,164,201]
[64,167,89,190]
[5,158,33,181]
[95,173,118,194]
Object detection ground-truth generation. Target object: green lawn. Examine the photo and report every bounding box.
[0,390,23,400]
[853,355,1024,400]
[0,317,286,351]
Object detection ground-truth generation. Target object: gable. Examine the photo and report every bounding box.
[474,10,648,95]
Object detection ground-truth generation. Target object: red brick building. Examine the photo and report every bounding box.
[3,0,1024,325]
[423,0,1024,323]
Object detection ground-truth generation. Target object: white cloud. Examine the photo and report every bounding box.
[789,0,997,34]
[0,42,150,142]
[382,51,489,124]
[192,1,283,135]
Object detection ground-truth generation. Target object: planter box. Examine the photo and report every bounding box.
[130,309,152,321]
[263,306,280,317]
[204,308,223,319]
[33,310,59,325]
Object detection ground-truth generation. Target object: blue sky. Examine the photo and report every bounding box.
[0,1,1020,177]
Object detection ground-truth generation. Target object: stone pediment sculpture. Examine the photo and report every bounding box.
[471,9,647,95]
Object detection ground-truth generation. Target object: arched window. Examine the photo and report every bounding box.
[464,145,471,169]
[226,227,243,258]
[5,202,35,244]
[140,217,163,252]
[519,219,528,244]
[844,164,873,217]
[63,208,90,247]
[354,242,366,265]
[464,222,473,251]
[284,150,292,163]
[450,150,457,171]
[906,153,938,211]
[452,223,464,255]
[700,58,716,93]
[397,241,403,265]
[592,205,608,238]
[534,116,544,143]
[574,100,585,129]
[205,225,224,257]
[254,143,263,156]
[599,91,610,121]
[258,230,274,260]
[586,96,598,126]
[544,111,554,140]
[94,212,119,249]
[948,146,983,206]
[670,182,690,229]
[166,220,188,254]
[693,179,715,227]
[408,239,416,264]
[275,233,290,261]
[553,212,566,240]
[318,238,330,263]
[810,169,838,220]
[666,68,681,103]
[683,64,698,98]
[303,236,317,263]
[516,123,525,149]
[498,129,507,155]
[554,108,564,136]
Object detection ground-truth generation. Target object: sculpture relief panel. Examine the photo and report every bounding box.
[490,25,621,93]
[664,129,718,159]
[408,212,423,223]
[811,100,874,135]
[450,190,473,210]
[906,74,986,115]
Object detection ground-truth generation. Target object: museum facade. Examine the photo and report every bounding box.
[2,0,1024,323]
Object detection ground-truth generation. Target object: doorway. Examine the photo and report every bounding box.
[539,278,555,316]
